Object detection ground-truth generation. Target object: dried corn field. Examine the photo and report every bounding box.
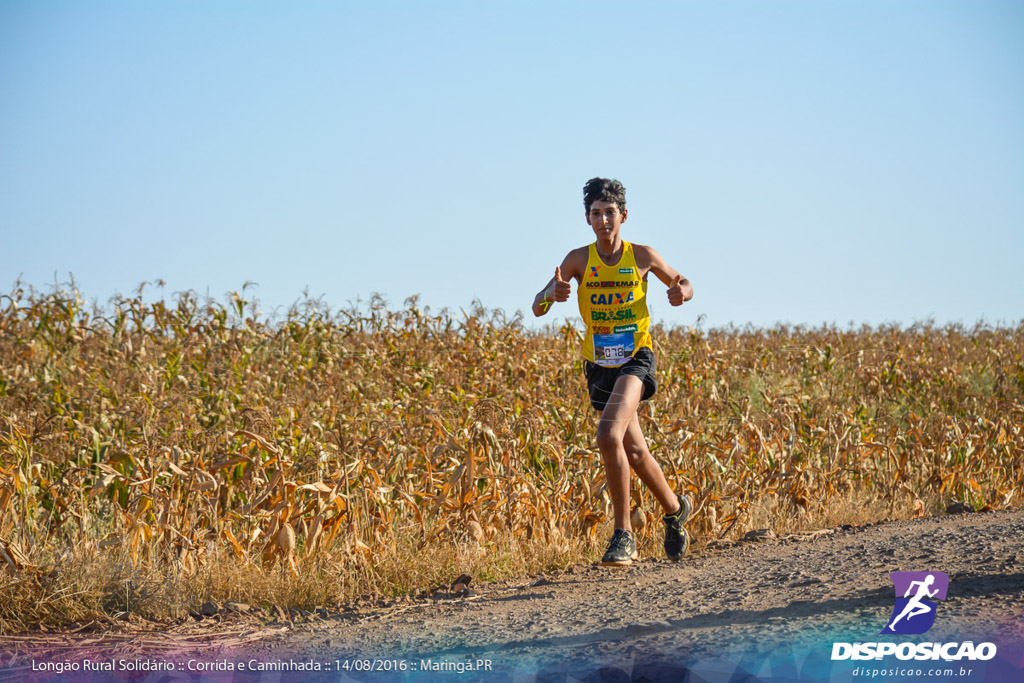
[0,285,1021,632]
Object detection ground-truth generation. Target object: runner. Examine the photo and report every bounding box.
[532,177,694,566]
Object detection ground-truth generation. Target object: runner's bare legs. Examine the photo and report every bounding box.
[623,412,681,514]
[597,374,681,531]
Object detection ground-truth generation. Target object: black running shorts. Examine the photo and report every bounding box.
[583,347,657,412]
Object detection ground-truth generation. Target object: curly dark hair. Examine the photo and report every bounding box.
[583,177,626,213]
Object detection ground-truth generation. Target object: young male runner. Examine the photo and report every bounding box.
[532,177,694,566]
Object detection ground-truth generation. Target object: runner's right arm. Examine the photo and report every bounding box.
[533,249,585,317]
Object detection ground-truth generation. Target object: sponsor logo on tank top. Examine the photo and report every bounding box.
[591,309,636,322]
[589,292,635,306]
[585,280,640,289]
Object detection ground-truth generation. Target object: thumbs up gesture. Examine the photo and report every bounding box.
[667,274,687,306]
[550,267,572,302]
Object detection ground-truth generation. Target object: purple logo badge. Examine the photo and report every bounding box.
[881,571,949,635]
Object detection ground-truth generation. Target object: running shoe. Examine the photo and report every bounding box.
[663,493,693,561]
[600,528,638,566]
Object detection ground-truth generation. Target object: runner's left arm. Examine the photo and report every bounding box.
[637,245,693,306]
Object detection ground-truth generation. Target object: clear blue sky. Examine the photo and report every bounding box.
[2,1,1022,329]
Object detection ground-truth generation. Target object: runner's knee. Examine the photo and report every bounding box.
[624,443,646,466]
[596,423,625,452]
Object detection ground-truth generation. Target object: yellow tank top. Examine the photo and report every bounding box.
[578,241,652,366]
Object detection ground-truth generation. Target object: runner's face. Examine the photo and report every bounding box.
[586,200,627,241]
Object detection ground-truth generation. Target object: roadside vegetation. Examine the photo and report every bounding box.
[0,283,1021,632]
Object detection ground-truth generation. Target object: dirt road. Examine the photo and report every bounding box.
[244,508,1024,681]
[5,509,1024,682]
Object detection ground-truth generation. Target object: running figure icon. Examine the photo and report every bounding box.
[887,574,939,631]
[882,571,949,635]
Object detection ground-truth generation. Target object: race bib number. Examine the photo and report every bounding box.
[593,332,635,367]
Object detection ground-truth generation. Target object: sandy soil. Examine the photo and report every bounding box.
[249,508,1024,681]
[4,509,1023,682]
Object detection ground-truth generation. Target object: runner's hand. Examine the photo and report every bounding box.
[550,267,571,302]
[667,274,685,306]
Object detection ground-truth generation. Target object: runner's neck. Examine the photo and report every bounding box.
[595,237,625,266]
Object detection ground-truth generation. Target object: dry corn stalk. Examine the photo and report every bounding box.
[0,283,1020,621]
